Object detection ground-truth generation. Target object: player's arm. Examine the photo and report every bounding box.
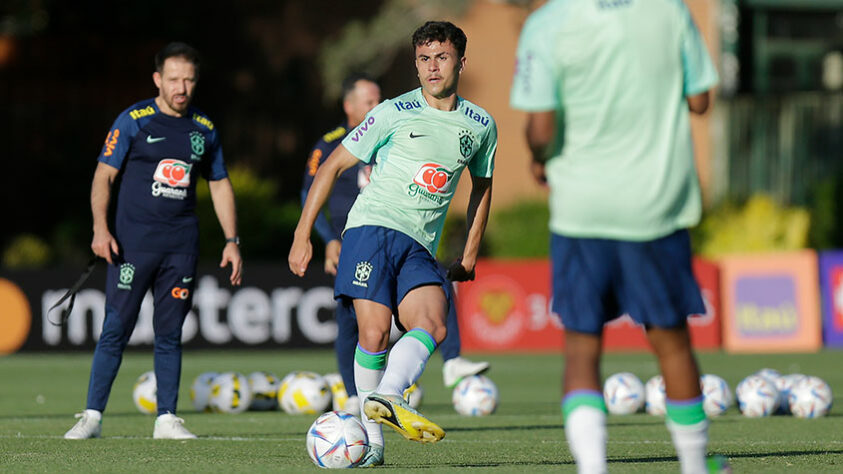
[289,144,360,277]
[524,110,555,185]
[208,177,242,286]
[686,91,711,115]
[90,162,120,264]
[449,174,493,282]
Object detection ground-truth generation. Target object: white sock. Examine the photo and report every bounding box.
[667,419,709,474]
[84,409,102,421]
[354,345,385,446]
[377,329,436,397]
[564,406,607,474]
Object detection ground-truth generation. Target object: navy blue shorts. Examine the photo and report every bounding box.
[335,226,444,313]
[550,230,704,334]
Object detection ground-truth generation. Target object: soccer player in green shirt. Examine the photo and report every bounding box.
[290,21,497,467]
[510,1,722,473]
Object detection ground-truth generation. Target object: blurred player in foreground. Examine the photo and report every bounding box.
[510,2,722,473]
[65,42,242,440]
[301,73,490,415]
[291,21,497,467]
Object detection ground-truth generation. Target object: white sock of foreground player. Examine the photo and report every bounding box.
[562,390,608,474]
[666,396,709,474]
[354,344,385,447]
[376,328,436,397]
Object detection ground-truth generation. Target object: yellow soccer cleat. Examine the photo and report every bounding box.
[363,393,445,443]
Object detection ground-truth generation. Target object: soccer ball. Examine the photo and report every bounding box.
[248,371,280,411]
[603,372,645,415]
[323,373,350,412]
[736,375,778,417]
[700,374,732,417]
[190,372,218,412]
[403,383,424,409]
[453,375,498,416]
[306,411,369,468]
[209,372,252,414]
[788,376,833,418]
[644,375,666,416]
[774,374,807,414]
[755,368,781,383]
[133,371,157,415]
[279,371,331,415]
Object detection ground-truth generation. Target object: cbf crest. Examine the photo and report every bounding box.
[117,263,135,290]
[352,261,373,288]
[189,131,205,160]
[458,129,475,158]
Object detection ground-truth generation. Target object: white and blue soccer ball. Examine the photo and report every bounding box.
[645,375,666,416]
[701,374,732,417]
[306,411,369,468]
[209,372,252,414]
[248,371,280,411]
[755,368,782,383]
[403,383,424,409]
[453,375,498,416]
[774,374,807,414]
[279,371,331,415]
[132,371,157,415]
[788,376,833,419]
[604,372,645,415]
[736,374,779,417]
[190,372,218,412]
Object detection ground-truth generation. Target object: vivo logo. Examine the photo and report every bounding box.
[394,100,422,112]
[349,116,376,142]
[464,106,489,127]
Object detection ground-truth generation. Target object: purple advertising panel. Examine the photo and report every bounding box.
[819,251,843,347]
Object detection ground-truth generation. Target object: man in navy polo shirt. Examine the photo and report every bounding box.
[65,42,242,440]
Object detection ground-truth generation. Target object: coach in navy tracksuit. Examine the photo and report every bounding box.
[64,42,242,440]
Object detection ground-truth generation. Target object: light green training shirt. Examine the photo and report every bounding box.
[510,0,719,240]
[342,88,497,254]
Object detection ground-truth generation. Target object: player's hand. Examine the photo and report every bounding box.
[289,235,313,277]
[220,242,243,286]
[530,161,547,187]
[91,229,120,265]
[324,239,341,276]
[446,258,475,282]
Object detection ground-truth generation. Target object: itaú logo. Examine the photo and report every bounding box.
[153,159,192,187]
[412,163,454,194]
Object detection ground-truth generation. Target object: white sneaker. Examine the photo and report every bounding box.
[343,395,361,417]
[64,409,102,439]
[153,414,197,439]
[443,357,490,388]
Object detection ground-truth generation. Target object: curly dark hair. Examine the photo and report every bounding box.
[412,21,467,58]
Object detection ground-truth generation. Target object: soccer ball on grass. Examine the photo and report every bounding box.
[306,411,369,468]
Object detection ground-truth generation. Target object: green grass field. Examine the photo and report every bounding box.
[0,350,840,472]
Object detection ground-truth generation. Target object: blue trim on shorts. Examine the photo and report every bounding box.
[550,230,705,334]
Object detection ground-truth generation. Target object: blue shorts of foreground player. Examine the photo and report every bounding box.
[551,229,705,334]
[335,225,445,313]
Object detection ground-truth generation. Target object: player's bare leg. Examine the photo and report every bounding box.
[562,330,607,474]
[364,285,447,443]
[647,325,709,474]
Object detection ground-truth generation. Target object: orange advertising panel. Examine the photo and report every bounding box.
[720,251,822,353]
[457,258,721,352]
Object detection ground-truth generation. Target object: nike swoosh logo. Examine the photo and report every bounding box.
[182,276,194,283]
[409,132,427,139]
[146,135,166,144]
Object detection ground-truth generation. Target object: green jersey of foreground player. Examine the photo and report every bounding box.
[511,1,722,474]
[290,21,496,467]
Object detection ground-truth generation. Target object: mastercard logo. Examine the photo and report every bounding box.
[0,278,31,354]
